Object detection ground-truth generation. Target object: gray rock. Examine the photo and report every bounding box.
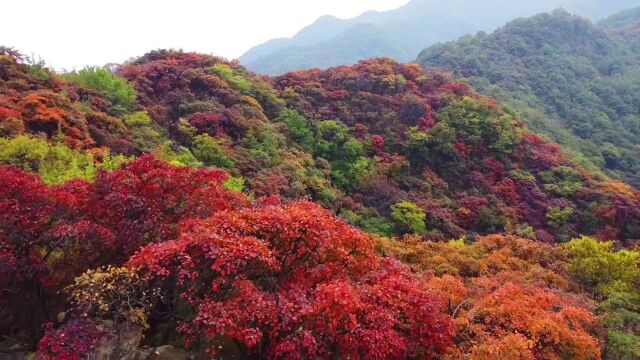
[149,345,190,360]
[93,322,145,360]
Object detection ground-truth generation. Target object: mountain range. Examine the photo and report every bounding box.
[240,0,640,75]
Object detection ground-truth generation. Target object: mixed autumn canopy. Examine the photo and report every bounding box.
[0,33,639,359]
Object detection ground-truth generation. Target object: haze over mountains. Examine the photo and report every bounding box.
[240,0,640,75]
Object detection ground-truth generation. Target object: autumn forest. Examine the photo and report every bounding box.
[1,3,640,360]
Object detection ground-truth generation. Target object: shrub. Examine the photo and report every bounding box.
[278,108,315,151]
[126,201,454,358]
[191,134,235,168]
[66,266,161,328]
[391,202,427,234]
[0,135,95,184]
[546,206,574,229]
[36,320,113,360]
[61,67,136,113]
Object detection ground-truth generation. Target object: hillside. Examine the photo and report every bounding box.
[240,0,640,75]
[1,48,640,358]
[418,9,640,187]
[4,49,640,243]
[600,6,640,50]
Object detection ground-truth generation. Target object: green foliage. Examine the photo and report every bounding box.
[437,96,520,154]
[418,10,640,185]
[177,118,198,141]
[475,207,507,233]
[565,236,640,295]
[565,236,640,359]
[546,207,574,229]
[332,157,373,189]
[209,63,252,94]
[341,208,393,237]
[0,135,95,184]
[407,125,456,161]
[312,124,373,190]
[395,74,407,89]
[316,187,338,208]
[61,67,136,113]
[510,169,536,183]
[222,177,245,193]
[390,201,427,234]
[208,62,283,117]
[26,64,50,80]
[515,223,536,239]
[191,134,235,169]
[0,135,129,184]
[606,331,640,360]
[278,109,315,151]
[542,166,584,197]
[122,111,168,153]
[151,144,201,167]
[242,126,283,165]
[97,154,132,172]
[315,120,349,159]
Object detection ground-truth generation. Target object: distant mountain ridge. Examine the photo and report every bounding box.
[240,0,640,75]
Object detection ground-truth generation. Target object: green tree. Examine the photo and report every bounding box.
[122,111,167,153]
[341,209,393,237]
[191,134,235,169]
[209,63,252,94]
[223,177,245,193]
[546,207,574,229]
[315,120,348,159]
[151,143,202,168]
[565,236,640,359]
[437,96,520,154]
[278,109,315,151]
[61,67,136,113]
[0,135,95,184]
[542,166,584,197]
[242,125,283,165]
[0,135,130,184]
[391,202,427,234]
[565,236,639,295]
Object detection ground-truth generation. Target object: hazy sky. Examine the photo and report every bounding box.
[1,0,410,70]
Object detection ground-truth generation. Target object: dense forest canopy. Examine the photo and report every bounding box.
[3,48,640,244]
[1,6,640,357]
[418,9,640,187]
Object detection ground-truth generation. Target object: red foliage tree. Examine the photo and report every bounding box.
[127,201,454,358]
[86,155,246,255]
[0,156,246,340]
[459,282,600,359]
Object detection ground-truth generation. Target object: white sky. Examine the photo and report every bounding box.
[1,0,410,70]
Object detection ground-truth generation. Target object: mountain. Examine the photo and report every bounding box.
[240,0,640,75]
[417,9,640,188]
[3,48,640,243]
[2,48,640,358]
[600,6,640,49]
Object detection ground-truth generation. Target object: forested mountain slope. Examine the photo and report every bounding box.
[418,9,640,187]
[1,48,640,359]
[240,0,640,75]
[3,48,640,244]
